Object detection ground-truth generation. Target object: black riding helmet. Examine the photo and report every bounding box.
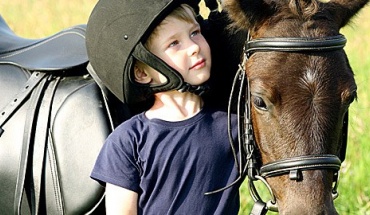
[86,0,207,103]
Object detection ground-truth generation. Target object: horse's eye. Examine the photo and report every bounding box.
[253,96,268,111]
[347,91,357,105]
[343,90,357,106]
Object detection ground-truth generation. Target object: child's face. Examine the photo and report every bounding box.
[146,6,211,86]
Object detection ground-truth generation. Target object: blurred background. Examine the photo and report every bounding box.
[1,0,369,214]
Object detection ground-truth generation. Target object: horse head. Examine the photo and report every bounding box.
[223,0,369,214]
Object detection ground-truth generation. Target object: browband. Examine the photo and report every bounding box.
[245,34,347,55]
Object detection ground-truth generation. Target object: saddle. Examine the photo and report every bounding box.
[0,15,128,214]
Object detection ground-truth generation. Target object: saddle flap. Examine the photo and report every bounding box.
[0,16,88,71]
[0,66,108,214]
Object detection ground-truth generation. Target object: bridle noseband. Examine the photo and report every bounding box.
[233,33,348,214]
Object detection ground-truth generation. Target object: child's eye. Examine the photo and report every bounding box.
[191,30,201,37]
[168,40,179,48]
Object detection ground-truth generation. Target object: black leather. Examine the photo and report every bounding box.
[0,72,47,137]
[245,34,347,55]
[260,155,342,179]
[0,66,109,214]
[0,16,116,214]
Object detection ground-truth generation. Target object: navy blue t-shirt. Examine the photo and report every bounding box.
[91,106,241,214]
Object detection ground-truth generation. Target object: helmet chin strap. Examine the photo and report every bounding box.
[178,82,210,96]
[132,42,210,96]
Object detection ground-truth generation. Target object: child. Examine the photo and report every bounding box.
[86,0,242,214]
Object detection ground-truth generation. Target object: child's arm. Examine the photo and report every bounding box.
[105,183,138,215]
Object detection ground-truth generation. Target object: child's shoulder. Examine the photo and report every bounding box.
[203,105,238,124]
[111,112,147,135]
[204,105,230,116]
[116,111,146,126]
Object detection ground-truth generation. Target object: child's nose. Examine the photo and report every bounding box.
[187,40,200,56]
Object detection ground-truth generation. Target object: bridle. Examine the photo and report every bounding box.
[230,33,348,214]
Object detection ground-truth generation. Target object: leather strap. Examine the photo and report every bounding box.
[260,154,341,179]
[32,76,60,215]
[0,72,47,137]
[340,112,349,162]
[14,75,49,214]
[250,200,268,215]
[245,34,347,54]
[45,131,65,214]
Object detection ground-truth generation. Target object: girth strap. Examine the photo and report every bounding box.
[0,72,47,137]
[14,75,49,214]
[13,74,62,215]
[32,76,61,215]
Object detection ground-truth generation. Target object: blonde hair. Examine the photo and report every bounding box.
[135,4,197,71]
[146,4,197,48]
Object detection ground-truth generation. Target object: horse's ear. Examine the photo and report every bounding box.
[327,0,369,28]
[222,0,274,30]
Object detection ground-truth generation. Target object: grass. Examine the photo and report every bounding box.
[335,7,370,214]
[1,1,369,214]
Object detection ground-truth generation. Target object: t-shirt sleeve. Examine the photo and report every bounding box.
[90,128,141,192]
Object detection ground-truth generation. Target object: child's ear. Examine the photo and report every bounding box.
[134,66,151,84]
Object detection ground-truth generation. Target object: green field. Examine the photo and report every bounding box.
[1,1,369,214]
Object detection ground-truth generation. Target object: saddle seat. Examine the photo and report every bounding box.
[0,15,88,71]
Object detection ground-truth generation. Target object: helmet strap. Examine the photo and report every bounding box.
[132,42,209,96]
[178,83,210,96]
[132,42,184,92]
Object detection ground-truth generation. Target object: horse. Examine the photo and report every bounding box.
[222,0,369,214]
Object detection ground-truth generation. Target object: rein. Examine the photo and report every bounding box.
[234,33,348,214]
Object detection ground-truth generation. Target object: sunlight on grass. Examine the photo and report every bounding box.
[0,0,98,38]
